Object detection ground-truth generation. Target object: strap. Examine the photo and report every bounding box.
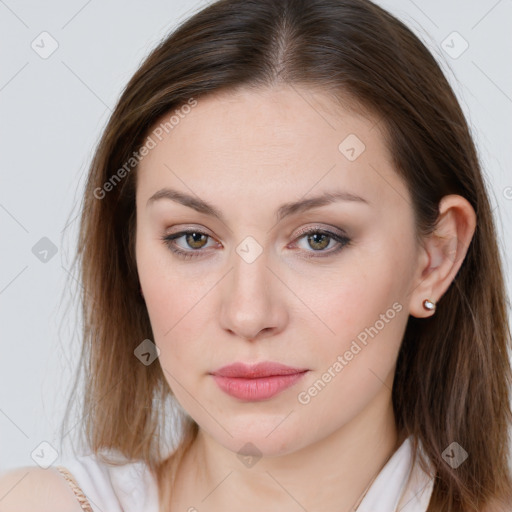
[55,466,94,512]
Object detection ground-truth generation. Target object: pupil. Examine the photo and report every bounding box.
[188,232,206,248]
[309,233,329,250]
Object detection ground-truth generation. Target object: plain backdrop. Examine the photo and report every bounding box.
[1,0,511,472]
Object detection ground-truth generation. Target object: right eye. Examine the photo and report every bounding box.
[161,229,220,259]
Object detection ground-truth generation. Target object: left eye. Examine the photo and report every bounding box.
[289,228,351,258]
[161,228,351,260]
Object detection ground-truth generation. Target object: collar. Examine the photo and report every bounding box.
[357,436,434,512]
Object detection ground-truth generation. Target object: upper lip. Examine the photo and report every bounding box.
[211,362,309,379]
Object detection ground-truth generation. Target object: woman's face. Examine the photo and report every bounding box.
[135,85,423,456]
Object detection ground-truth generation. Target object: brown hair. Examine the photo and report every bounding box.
[60,0,512,510]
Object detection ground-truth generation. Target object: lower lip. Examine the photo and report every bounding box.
[212,372,308,401]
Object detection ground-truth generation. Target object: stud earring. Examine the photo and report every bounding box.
[423,299,436,311]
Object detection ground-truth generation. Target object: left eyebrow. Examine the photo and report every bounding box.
[146,187,370,224]
[275,190,370,222]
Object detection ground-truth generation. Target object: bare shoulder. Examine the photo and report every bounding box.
[0,465,84,512]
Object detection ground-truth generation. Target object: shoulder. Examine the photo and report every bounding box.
[0,465,84,511]
[0,452,159,512]
[59,451,160,512]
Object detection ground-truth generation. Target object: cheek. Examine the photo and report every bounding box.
[299,278,406,395]
[141,275,210,401]
[293,277,407,443]
[294,241,411,392]
[142,278,206,365]
[301,246,407,344]
[136,236,191,360]
[137,229,201,334]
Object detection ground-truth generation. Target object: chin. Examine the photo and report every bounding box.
[205,417,306,459]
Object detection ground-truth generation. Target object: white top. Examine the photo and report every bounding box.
[54,436,434,511]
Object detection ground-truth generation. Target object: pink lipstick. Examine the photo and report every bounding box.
[211,362,309,401]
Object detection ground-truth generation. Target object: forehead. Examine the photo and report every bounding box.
[136,85,408,214]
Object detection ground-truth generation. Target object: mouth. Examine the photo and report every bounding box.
[210,362,309,401]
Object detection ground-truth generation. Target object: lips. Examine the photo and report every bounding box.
[210,362,309,401]
[211,362,309,378]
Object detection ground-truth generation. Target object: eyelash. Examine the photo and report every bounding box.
[160,227,351,261]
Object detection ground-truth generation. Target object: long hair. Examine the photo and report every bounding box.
[60,0,512,510]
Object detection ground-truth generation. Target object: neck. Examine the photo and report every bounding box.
[172,385,399,511]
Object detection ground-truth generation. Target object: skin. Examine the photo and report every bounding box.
[135,85,476,511]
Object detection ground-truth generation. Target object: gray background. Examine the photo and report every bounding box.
[1,0,511,471]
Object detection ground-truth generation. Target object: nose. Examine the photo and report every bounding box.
[219,247,288,342]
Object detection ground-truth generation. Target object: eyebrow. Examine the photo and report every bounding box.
[146,187,369,223]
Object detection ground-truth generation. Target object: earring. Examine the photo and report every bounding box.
[423,299,436,311]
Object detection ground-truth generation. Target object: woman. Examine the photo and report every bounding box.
[1,0,511,510]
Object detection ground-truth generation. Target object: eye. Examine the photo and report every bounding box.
[161,229,219,260]
[161,226,351,260]
[289,226,351,258]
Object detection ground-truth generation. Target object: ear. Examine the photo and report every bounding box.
[409,194,476,318]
